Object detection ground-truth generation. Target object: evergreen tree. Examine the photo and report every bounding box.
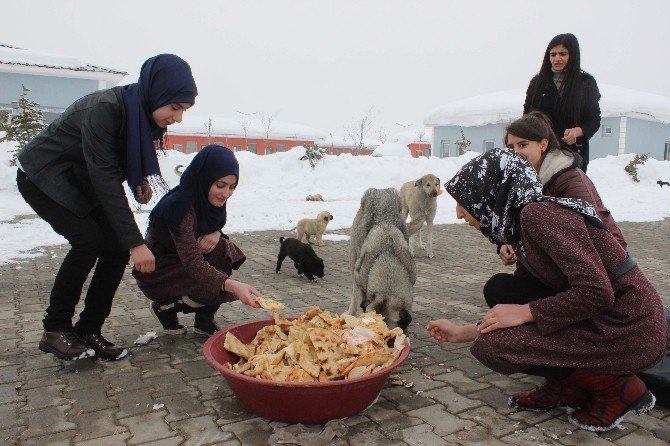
[300,143,328,168]
[0,85,46,165]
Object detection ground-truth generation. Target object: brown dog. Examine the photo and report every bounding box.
[306,194,324,201]
[296,211,333,246]
[400,173,440,258]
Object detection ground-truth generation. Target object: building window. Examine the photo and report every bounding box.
[416,150,423,157]
[264,147,273,155]
[276,144,286,152]
[233,145,241,152]
[665,142,670,161]
[483,140,494,152]
[186,141,197,153]
[247,143,257,154]
[213,141,225,147]
[172,143,183,152]
[602,126,613,137]
[441,140,451,158]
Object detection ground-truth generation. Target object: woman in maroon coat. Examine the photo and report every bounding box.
[429,148,666,432]
[133,145,262,336]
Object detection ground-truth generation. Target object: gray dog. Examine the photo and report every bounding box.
[348,188,416,330]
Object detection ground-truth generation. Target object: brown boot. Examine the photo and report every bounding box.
[39,331,94,361]
[78,333,129,361]
[566,371,655,432]
[510,378,590,412]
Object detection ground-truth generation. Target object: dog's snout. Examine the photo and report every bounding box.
[329,215,333,220]
[431,191,438,197]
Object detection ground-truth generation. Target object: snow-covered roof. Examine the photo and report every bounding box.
[0,43,126,76]
[389,127,433,145]
[424,84,670,127]
[319,135,380,149]
[371,142,412,157]
[169,115,328,141]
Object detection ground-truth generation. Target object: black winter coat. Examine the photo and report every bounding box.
[17,87,144,251]
[523,73,601,170]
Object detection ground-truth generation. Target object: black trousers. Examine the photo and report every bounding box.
[16,170,130,333]
[483,272,574,380]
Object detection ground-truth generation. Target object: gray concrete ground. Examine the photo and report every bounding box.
[1,219,669,446]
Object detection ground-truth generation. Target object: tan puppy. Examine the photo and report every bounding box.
[400,173,440,258]
[296,211,333,246]
[306,194,324,201]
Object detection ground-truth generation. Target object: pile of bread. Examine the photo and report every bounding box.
[223,306,406,382]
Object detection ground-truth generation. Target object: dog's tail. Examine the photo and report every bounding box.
[174,165,184,177]
[280,236,285,244]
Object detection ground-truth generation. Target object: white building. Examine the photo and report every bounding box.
[0,43,126,123]
[425,85,670,161]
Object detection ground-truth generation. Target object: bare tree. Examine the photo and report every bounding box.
[260,110,279,153]
[377,127,387,144]
[206,117,213,144]
[344,107,376,156]
[415,127,426,143]
[236,110,256,151]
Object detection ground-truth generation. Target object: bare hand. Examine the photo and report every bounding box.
[131,244,155,273]
[479,304,533,334]
[134,182,153,204]
[499,244,517,266]
[562,127,583,146]
[224,279,263,308]
[427,319,477,343]
[197,231,221,254]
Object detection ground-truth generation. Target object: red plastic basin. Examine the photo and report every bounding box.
[203,317,410,424]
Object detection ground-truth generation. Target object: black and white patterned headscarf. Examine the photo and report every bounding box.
[445,148,603,246]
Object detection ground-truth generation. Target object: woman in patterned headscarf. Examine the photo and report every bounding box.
[427,148,666,432]
[16,54,197,361]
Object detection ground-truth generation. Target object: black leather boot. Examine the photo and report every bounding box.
[193,304,221,336]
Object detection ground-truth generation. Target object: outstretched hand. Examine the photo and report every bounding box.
[224,279,263,308]
[427,319,477,343]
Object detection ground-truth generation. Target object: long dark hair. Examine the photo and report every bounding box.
[528,33,588,128]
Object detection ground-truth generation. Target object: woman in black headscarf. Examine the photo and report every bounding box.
[428,148,665,432]
[16,54,197,361]
[133,145,263,337]
[524,33,601,171]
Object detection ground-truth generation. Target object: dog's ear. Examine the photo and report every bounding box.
[414,179,422,187]
[398,309,412,330]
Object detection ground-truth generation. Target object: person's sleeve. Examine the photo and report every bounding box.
[551,170,595,204]
[171,210,229,296]
[523,204,615,335]
[579,76,601,139]
[553,171,628,250]
[523,77,536,114]
[81,102,144,250]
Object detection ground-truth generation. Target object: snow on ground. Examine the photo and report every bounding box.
[1,138,669,264]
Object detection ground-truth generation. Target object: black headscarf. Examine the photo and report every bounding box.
[445,148,603,246]
[149,145,239,236]
[121,54,197,189]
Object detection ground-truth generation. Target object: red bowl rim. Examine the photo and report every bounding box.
[203,316,411,388]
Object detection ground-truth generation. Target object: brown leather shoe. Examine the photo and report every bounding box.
[39,331,95,361]
[80,333,128,361]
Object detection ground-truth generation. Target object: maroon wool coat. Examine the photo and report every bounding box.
[132,209,246,306]
[471,202,666,376]
[541,151,626,249]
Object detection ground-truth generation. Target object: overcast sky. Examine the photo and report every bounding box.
[3,0,669,136]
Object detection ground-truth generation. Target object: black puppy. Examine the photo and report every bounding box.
[276,237,325,281]
[657,180,670,187]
